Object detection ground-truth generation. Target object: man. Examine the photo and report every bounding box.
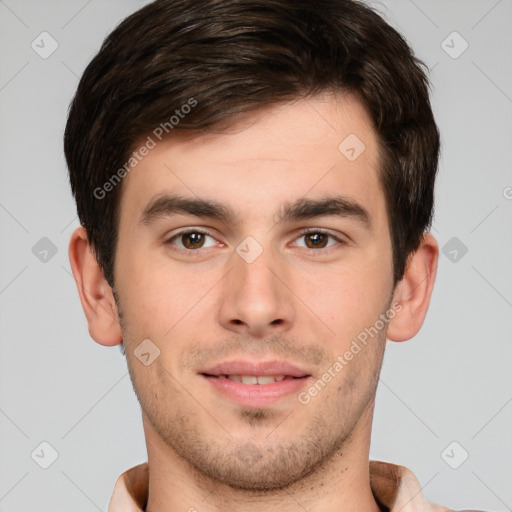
[64,0,484,510]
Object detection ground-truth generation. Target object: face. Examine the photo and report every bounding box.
[113,94,396,491]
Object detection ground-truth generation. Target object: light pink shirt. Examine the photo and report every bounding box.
[108,460,480,512]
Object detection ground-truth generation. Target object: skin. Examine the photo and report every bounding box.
[69,93,438,512]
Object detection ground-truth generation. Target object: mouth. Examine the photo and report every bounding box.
[199,360,312,408]
[200,359,311,378]
[201,374,307,385]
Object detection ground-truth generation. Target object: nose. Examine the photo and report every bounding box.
[217,247,295,337]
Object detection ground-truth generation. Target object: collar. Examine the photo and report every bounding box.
[108,460,451,512]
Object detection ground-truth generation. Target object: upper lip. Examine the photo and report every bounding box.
[200,360,311,378]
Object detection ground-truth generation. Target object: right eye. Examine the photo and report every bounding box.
[165,229,220,252]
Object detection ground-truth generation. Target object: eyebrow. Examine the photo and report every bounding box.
[140,195,234,225]
[281,197,372,230]
[140,194,371,230]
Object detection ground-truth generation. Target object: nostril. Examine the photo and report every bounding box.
[270,319,284,326]
[232,319,244,325]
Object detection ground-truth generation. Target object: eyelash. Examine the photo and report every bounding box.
[164,228,346,254]
[290,228,345,252]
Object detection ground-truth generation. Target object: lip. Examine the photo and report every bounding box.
[200,360,310,378]
[199,360,312,408]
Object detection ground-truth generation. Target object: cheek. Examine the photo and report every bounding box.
[117,249,223,338]
[294,261,391,339]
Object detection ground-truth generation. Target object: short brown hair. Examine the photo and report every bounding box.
[64,0,440,286]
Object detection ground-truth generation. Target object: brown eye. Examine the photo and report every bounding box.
[167,230,219,252]
[181,232,206,249]
[304,232,329,249]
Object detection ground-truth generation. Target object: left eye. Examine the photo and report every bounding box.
[293,232,338,249]
[169,231,217,250]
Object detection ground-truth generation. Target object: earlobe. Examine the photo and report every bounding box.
[68,226,123,346]
[386,232,439,343]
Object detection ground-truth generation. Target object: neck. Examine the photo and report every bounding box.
[143,402,381,512]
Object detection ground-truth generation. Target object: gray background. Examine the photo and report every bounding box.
[0,0,511,510]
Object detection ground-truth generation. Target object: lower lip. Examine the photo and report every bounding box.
[202,375,310,408]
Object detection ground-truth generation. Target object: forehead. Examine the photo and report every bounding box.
[118,93,384,225]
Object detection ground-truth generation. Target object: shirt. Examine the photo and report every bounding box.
[108,460,484,512]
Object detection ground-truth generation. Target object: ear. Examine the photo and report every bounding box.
[386,232,439,342]
[68,226,122,346]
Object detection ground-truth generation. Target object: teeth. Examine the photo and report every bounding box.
[223,375,287,384]
[253,376,275,385]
